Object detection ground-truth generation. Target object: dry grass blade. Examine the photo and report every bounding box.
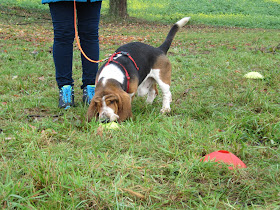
[121,188,146,200]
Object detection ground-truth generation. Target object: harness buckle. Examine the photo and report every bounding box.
[120,51,129,56]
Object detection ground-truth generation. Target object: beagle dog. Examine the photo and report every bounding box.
[87,17,190,123]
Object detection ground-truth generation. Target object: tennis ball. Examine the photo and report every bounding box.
[244,72,264,79]
[100,122,120,130]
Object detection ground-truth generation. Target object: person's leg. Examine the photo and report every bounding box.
[76,1,102,89]
[49,2,75,88]
[49,2,75,108]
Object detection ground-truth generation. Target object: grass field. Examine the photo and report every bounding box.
[1,0,280,28]
[1,0,280,209]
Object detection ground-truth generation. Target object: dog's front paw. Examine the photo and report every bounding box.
[160,107,171,114]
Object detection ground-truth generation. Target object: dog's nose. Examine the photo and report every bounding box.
[99,113,110,123]
[100,117,110,124]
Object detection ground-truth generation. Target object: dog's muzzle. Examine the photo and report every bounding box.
[99,111,119,123]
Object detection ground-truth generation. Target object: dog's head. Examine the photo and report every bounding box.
[87,89,132,123]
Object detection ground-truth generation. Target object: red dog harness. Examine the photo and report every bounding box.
[105,51,139,92]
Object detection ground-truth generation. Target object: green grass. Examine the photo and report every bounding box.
[1,0,280,28]
[1,1,280,209]
[127,0,280,28]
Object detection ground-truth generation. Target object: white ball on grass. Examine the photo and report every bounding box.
[244,72,264,79]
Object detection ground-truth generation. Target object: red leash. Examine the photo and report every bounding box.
[74,0,107,63]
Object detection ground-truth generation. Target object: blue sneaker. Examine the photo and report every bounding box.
[58,85,74,109]
[83,85,95,105]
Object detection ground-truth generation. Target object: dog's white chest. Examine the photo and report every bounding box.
[98,64,125,86]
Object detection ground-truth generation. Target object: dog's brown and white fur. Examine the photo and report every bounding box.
[87,17,190,123]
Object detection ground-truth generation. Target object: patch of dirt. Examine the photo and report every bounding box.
[24,108,63,122]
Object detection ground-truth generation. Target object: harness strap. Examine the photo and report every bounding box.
[120,51,139,71]
[106,51,139,70]
[110,60,131,91]
[104,51,139,92]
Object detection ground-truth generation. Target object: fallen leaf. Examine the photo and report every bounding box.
[31,50,38,55]
[38,76,45,81]
[28,124,36,130]
[2,102,7,105]
[41,128,57,135]
[184,88,192,95]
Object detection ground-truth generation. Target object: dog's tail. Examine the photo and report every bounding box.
[158,17,191,54]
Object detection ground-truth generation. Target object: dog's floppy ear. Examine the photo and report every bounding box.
[116,91,132,122]
[86,96,101,122]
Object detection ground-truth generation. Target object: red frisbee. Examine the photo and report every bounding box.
[201,150,247,170]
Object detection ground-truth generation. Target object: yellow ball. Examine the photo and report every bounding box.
[244,72,264,79]
[100,122,120,130]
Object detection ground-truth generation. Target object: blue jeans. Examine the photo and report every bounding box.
[49,1,101,89]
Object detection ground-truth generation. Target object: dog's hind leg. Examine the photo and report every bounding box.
[146,83,158,104]
[151,55,172,113]
[158,82,172,113]
[149,69,172,113]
